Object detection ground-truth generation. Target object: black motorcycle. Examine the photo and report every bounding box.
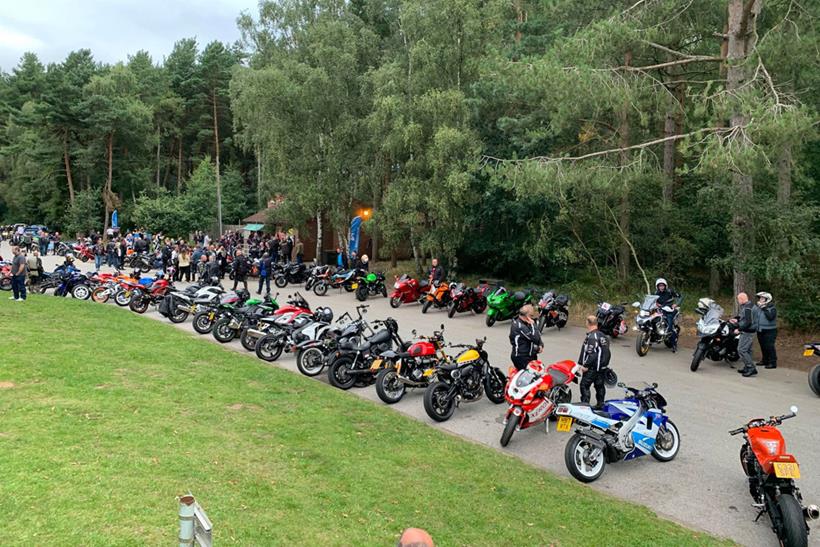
[536,290,570,332]
[128,253,153,273]
[211,296,278,343]
[294,306,371,377]
[422,338,506,422]
[633,294,681,356]
[192,290,251,335]
[304,264,331,292]
[327,318,407,390]
[690,300,739,372]
[596,299,628,338]
[274,262,308,288]
[806,343,820,396]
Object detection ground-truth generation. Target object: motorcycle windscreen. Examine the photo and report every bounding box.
[640,294,660,311]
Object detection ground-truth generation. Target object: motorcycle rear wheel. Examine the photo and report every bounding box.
[808,364,820,397]
[565,433,606,483]
[255,334,283,362]
[328,356,357,390]
[129,297,149,314]
[500,414,520,447]
[472,299,487,314]
[296,347,325,376]
[274,276,288,288]
[375,368,406,404]
[168,308,189,324]
[72,284,91,300]
[423,382,456,422]
[635,331,650,357]
[239,328,259,351]
[447,302,457,318]
[355,285,368,302]
[0,278,11,291]
[776,494,808,547]
[421,300,432,314]
[484,368,506,404]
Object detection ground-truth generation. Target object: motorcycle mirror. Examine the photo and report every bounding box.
[652,382,658,388]
[412,329,417,335]
[617,382,626,388]
[440,323,444,330]
[790,405,799,415]
[632,301,640,308]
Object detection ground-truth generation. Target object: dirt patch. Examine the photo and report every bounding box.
[0,381,16,389]
[227,403,262,412]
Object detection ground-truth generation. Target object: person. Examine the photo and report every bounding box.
[58,254,79,274]
[733,292,758,378]
[257,252,272,295]
[26,249,42,287]
[281,236,293,263]
[335,247,348,270]
[397,528,434,547]
[294,239,304,264]
[509,304,543,370]
[578,314,611,407]
[232,250,250,291]
[654,277,680,352]
[197,255,210,282]
[359,254,370,271]
[206,255,221,284]
[93,240,105,271]
[755,291,777,370]
[269,237,280,263]
[350,250,359,269]
[178,247,192,283]
[10,246,27,301]
[106,238,117,267]
[119,237,128,268]
[428,258,445,285]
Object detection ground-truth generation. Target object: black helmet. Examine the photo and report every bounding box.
[604,368,618,387]
[315,306,333,323]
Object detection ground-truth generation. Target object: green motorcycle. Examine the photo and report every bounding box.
[485,286,534,327]
[355,271,388,302]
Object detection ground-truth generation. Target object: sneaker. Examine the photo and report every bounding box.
[8,296,15,300]
[742,367,758,377]
[15,298,24,302]
[764,364,777,369]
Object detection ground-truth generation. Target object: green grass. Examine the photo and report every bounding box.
[0,297,730,546]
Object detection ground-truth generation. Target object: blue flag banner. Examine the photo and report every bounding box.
[112,209,119,229]
[349,216,362,255]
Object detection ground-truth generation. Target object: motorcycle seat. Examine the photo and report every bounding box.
[547,369,570,386]
[575,403,613,419]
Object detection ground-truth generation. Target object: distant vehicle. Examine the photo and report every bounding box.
[25,225,48,236]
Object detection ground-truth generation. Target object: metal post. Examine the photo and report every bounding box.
[179,494,196,547]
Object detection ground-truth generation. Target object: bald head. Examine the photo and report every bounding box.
[397,528,434,547]
[737,292,749,305]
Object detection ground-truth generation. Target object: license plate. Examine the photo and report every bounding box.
[351,283,358,289]
[804,348,814,357]
[422,368,435,377]
[773,462,800,479]
[556,416,573,432]
[369,359,383,372]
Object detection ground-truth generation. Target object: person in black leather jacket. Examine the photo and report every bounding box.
[654,277,680,351]
[509,305,542,370]
[578,315,612,407]
[733,292,758,377]
[755,291,777,369]
[428,258,445,285]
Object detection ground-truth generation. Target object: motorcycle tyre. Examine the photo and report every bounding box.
[447,302,457,318]
[274,276,288,289]
[565,433,606,483]
[255,334,283,362]
[328,356,357,390]
[423,382,456,422]
[389,296,402,308]
[91,287,110,303]
[355,285,368,302]
[129,296,149,314]
[484,368,506,404]
[239,328,258,352]
[296,347,326,377]
[808,364,820,397]
[635,331,650,357]
[375,368,406,404]
[313,282,328,297]
[212,318,236,343]
[192,312,214,335]
[421,300,432,314]
[776,494,808,547]
[651,419,680,462]
[485,314,496,327]
[691,345,705,372]
[71,284,91,300]
[500,414,519,447]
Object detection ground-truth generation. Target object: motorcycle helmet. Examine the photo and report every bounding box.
[315,306,333,323]
[655,278,668,290]
[756,291,773,305]
[695,297,714,315]
[65,253,75,262]
[604,368,618,387]
[361,254,369,263]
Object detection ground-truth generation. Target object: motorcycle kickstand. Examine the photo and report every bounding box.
[752,505,766,523]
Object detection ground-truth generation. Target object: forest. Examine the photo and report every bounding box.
[0,0,818,326]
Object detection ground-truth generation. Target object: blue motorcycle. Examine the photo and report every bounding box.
[52,270,92,300]
[554,382,680,482]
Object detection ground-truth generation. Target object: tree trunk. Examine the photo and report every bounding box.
[213,89,223,234]
[777,146,792,205]
[390,249,397,268]
[63,129,75,204]
[256,144,263,208]
[103,132,114,236]
[726,0,761,301]
[709,263,721,297]
[513,0,525,46]
[616,50,633,283]
[155,129,161,186]
[315,211,323,265]
[177,135,183,194]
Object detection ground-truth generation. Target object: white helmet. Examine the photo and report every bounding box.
[696,297,714,315]
[361,254,369,263]
[756,291,773,305]
[655,278,668,290]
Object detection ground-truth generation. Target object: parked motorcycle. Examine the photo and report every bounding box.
[191,290,252,335]
[327,318,407,390]
[51,271,92,299]
[633,294,680,356]
[304,264,331,292]
[500,359,581,447]
[252,304,329,358]
[388,274,428,308]
[212,295,279,343]
[596,299,628,338]
[274,262,308,288]
[422,338,506,422]
[355,271,387,302]
[72,243,95,263]
[485,286,534,327]
[536,290,570,332]
[159,284,224,324]
[447,282,490,318]
[129,275,173,314]
[555,382,680,483]
[804,343,819,396]
[421,281,454,314]
[730,407,817,546]
[690,299,740,372]
[372,326,447,404]
[128,252,153,273]
[294,305,372,377]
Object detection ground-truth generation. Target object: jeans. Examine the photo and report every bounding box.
[39,241,48,255]
[11,275,26,300]
[663,310,678,346]
[757,329,777,367]
[738,332,755,370]
[95,255,103,271]
[257,275,270,294]
[580,369,606,407]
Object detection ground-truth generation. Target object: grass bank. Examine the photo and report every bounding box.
[0,297,730,546]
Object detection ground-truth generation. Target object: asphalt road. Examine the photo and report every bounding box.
[11,243,820,546]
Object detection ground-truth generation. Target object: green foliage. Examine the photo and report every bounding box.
[63,188,103,237]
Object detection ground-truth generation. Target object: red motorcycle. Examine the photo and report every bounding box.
[500,359,581,447]
[447,281,490,318]
[0,263,11,291]
[129,275,173,314]
[730,407,818,546]
[72,243,95,263]
[389,274,428,308]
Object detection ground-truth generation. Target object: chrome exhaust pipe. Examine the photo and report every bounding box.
[805,504,820,521]
[246,328,267,339]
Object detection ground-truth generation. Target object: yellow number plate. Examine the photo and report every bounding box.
[773,462,800,479]
[369,359,383,372]
[804,348,814,357]
[351,283,359,289]
[422,368,435,377]
[556,416,573,432]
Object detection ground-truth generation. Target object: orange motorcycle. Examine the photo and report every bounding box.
[421,281,453,314]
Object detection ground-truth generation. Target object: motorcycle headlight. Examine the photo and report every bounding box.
[394,282,400,289]
[701,323,719,335]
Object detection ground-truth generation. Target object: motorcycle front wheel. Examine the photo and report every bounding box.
[192,311,215,334]
[71,284,91,300]
[115,290,132,306]
[690,344,705,372]
[375,368,406,404]
[255,334,283,362]
[565,433,606,483]
[651,419,680,462]
[635,331,650,357]
[239,328,258,352]
[0,277,12,291]
[91,287,110,303]
[129,296,149,314]
[776,494,808,547]
[212,318,236,343]
[389,296,402,308]
[423,382,456,422]
[485,313,496,327]
[447,302,457,318]
[808,364,820,397]
[313,282,328,297]
[274,276,288,288]
[500,413,521,447]
[168,307,189,324]
[355,285,368,302]
[421,300,432,314]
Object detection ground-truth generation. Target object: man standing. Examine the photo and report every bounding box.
[755,291,778,370]
[734,292,758,378]
[10,246,27,301]
[257,252,272,295]
[232,250,250,291]
[578,315,611,408]
[509,304,542,370]
[335,247,348,270]
[26,249,42,287]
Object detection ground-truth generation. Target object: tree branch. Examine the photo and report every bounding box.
[622,56,723,72]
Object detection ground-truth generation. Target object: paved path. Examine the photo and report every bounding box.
[11,243,820,546]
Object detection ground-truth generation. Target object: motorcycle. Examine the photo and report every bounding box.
[632,294,680,357]
[212,295,279,343]
[294,305,372,377]
[51,271,92,300]
[371,326,448,404]
[536,290,570,332]
[304,264,331,292]
[0,263,12,291]
[484,286,534,327]
[596,299,628,338]
[274,262,308,288]
[191,290,253,335]
[314,268,360,296]
[554,382,680,483]
[327,318,407,390]
[72,243,95,263]
[159,284,225,324]
[422,338,506,422]
[355,271,387,302]
[730,407,818,546]
[690,300,740,372]
[388,274,428,308]
[804,343,819,396]
[421,281,454,314]
[111,272,159,307]
[127,252,153,273]
[252,304,330,358]
[500,359,582,447]
[447,282,490,318]
[129,275,173,314]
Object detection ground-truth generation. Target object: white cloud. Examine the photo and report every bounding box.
[0,24,44,52]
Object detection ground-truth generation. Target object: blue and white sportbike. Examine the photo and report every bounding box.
[554,382,680,482]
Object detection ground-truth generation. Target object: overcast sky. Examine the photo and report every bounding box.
[0,0,259,71]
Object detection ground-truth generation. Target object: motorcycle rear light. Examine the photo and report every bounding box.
[556,405,569,415]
